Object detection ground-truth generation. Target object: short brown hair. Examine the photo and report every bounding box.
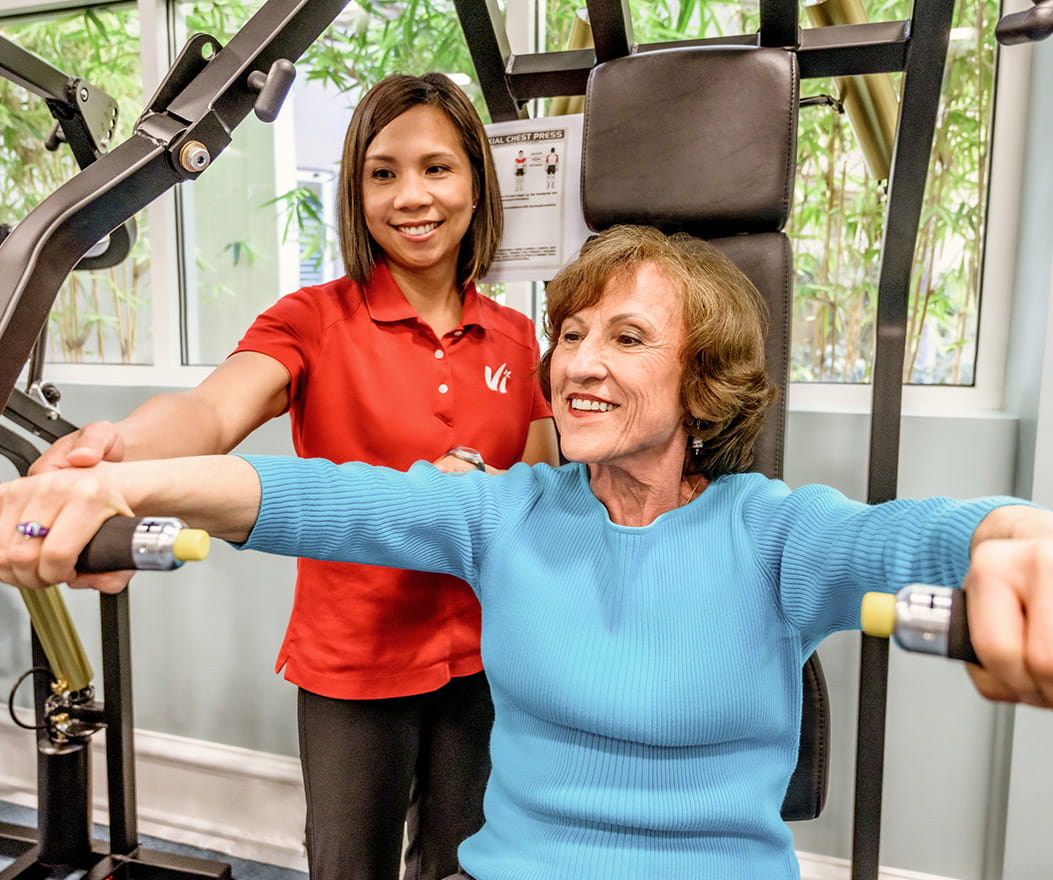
[337,73,503,286]
[538,225,776,478]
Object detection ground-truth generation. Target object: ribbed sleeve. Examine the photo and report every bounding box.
[738,479,1020,652]
[239,455,540,587]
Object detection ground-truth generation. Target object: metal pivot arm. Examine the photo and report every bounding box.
[5,388,80,445]
[0,35,134,272]
[0,134,179,413]
[0,35,119,165]
[0,0,350,415]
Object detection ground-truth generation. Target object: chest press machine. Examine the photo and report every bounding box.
[0,3,349,877]
[0,0,1049,878]
[452,0,1048,874]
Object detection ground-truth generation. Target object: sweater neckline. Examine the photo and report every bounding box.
[573,462,725,531]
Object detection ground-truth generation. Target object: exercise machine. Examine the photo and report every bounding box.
[0,1,349,876]
[449,1,1048,877]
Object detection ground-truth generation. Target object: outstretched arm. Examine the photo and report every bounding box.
[0,456,262,592]
[30,352,290,473]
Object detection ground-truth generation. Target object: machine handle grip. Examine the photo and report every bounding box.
[247,58,296,123]
[76,515,210,573]
[861,586,980,666]
[946,591,979,665]
[995,3,1053,45]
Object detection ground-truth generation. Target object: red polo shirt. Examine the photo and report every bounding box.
[233,263,551,699]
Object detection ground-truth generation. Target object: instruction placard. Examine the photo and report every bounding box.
[481,114,591,283]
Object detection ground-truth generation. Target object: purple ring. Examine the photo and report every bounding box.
[16,521,50,538]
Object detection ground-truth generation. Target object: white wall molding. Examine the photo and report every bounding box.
[798,851,960,880]
[0,714,307,872]
[1,710,969,879]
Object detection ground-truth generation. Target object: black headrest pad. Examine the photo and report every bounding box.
[582,46,799,238]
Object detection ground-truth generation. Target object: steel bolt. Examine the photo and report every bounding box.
[179,141,211,173]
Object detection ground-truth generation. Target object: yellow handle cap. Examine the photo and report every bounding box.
[860,591,896,638]
[172,529,210,562]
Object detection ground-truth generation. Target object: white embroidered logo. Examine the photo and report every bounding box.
[485,362,511,394]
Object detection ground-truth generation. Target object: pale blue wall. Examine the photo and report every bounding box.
[998,29,1053,880]
[784,409,1020,878]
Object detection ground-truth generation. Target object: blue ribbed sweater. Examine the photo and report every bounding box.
[239,456,1013,880]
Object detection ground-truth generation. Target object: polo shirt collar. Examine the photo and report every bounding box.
[459,282,486,329]
[363,261,489,330]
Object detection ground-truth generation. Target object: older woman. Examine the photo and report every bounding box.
[2,225,1052,879]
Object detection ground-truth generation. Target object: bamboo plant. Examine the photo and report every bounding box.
[0,0,996,384]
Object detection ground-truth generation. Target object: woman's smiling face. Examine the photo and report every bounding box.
[360,104,475,281]
[550,263,690,477]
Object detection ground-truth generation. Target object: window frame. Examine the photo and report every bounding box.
[0,0,1022,416]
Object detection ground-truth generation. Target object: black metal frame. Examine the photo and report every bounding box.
[0,35,118,171]
[454,1,914,122]
[0,0,353,877]
[1,425,233,880]
[449,1,954,877]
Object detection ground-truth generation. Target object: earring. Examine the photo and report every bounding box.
[687,417,705,454]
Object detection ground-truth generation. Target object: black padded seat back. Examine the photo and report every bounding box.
[782,648,830,821]
[706,232,792,479]
[581,46,798,238]
[581,46,798,479]
[580,46,828,822]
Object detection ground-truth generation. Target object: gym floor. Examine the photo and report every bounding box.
[0,800,306,880]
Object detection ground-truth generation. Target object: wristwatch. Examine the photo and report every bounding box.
[445,446,486,471]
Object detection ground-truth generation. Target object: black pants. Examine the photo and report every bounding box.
[297,673,494,880]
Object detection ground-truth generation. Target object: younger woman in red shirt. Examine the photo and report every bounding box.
[31,73,558,880]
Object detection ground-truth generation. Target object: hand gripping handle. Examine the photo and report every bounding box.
[17,516,209,693]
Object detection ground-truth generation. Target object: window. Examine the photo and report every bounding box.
[0,3,150,365]
[789,6,997,386]
[0,0,1005,395]
[544,0,999,387]
[295,170,339,287]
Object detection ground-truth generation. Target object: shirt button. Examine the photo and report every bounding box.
[453,330,463,337]
[438,384,449,394]
[435,349,444,359]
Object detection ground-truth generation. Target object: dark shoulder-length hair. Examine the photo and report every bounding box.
[336,72,503,287]
[538,225,777,479]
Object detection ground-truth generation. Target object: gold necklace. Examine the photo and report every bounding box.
[682,475,705,506]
